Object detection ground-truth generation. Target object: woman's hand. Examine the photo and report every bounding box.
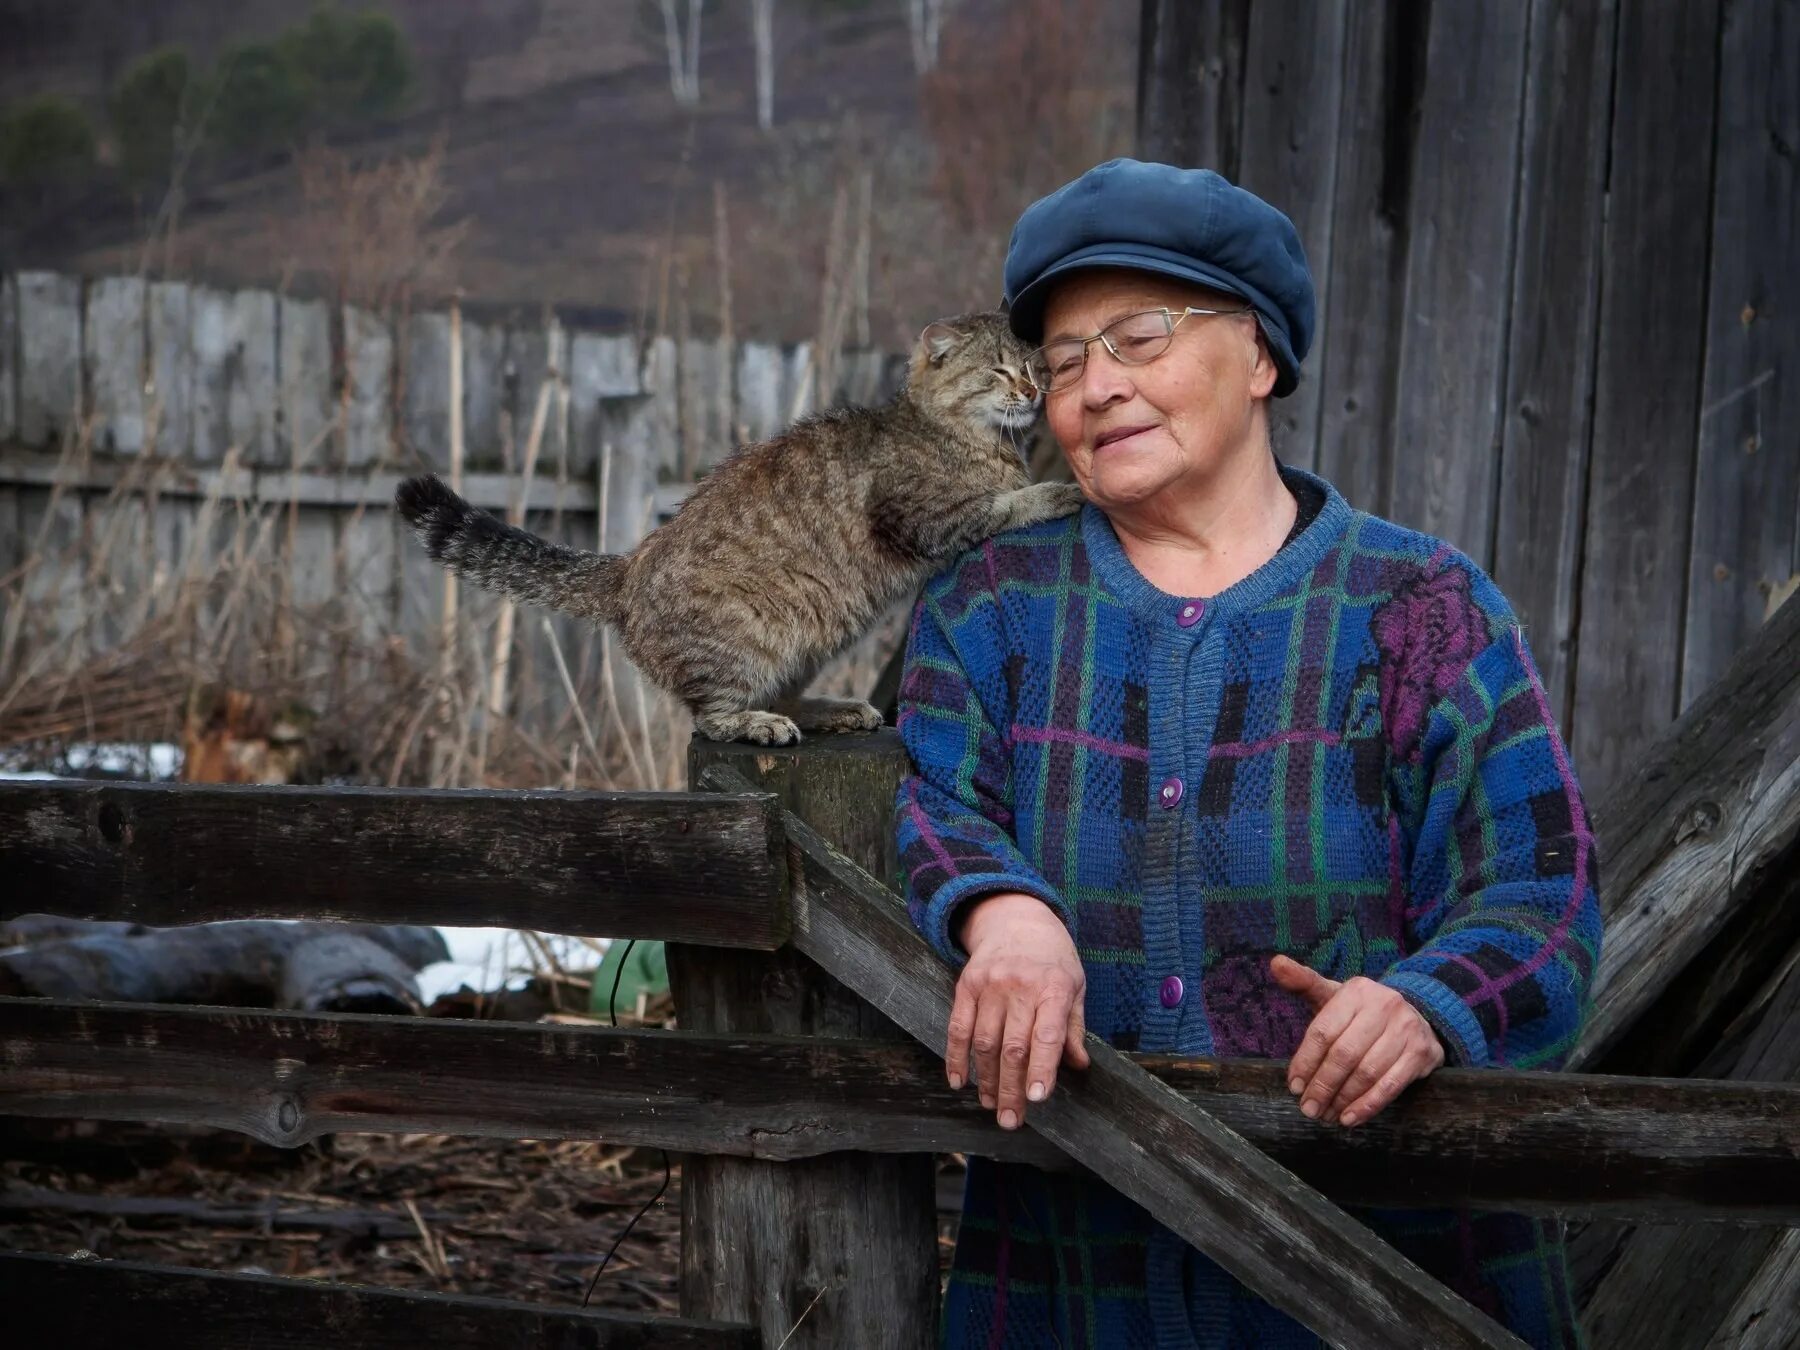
[948,892,1092,1129]
[1270,954,1445,1127]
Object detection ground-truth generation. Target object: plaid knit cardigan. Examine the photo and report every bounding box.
[893,465,1601,1349]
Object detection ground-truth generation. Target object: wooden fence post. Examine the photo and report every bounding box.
[670,731,937,1350]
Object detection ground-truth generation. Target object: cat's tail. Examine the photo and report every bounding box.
[395,475,626,626]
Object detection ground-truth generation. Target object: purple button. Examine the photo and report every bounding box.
[1159,975,1185,1009]
[1177,600,1205,627]
[1158,776,1184,808]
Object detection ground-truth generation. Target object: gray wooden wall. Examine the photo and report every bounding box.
[1139,0,1798,798]
[0,268,905,730]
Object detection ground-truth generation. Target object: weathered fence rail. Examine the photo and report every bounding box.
[4,996,1794,1225]
[0,780,786,946]
[0,1250,758,1350]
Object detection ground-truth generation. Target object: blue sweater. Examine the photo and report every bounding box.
[894,467,1600,1349]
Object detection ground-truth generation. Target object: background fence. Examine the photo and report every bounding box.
[0,267,904,703]
[0,270,907,779]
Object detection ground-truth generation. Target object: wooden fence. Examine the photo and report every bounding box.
[0,268,906,720]
[4,583,1799,1349]
[1139,0,1799,800]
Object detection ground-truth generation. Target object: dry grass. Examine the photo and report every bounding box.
[0,403,698,793]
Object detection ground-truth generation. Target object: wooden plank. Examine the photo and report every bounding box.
[3,997,1797,1224]
[343,305,394,469]
[1577,947,1800,1348]
[1235,0,1348,470]
[566,330,638,476]
[1567,580,1800,1071]
[1312,2,1425,516]
[0,780,788,947]
[781,341,814,422]
[504,318,553,448]
[641,335,681,483]
[279,295,335,472]
[671,735,936,1350]
[1491,0,1618,727]
[0,446,609,514]
[0,1251,757,1350]
[1569,0,1722,798]
[146,280,193,460]
[1680,0,1800,709]
[1136,0,1250,179]
[83,275,147,456]
[0,1185,450,1237]
[1703,1228,1800,1350]
[1387,0,1530,570]
[0,272,15,441]
[678,336,732,476]
[700,765,1527,1350]
[14,270,82,447]
[13,486,85,644]
[461,316,508,464]
[401,309,453,470]
[193,284,279,466]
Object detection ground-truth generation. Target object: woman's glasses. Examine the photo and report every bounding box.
[1025,305,1253,394]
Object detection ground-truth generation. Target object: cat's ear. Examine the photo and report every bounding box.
[919,320,966,365]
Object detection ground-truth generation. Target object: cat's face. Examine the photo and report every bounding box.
[907,311,1043,435]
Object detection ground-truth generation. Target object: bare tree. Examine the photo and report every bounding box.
[752,0,776,130]
[657,0,703,105]
[905,0,946,74]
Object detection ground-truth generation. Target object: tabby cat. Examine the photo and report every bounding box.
[395,311,1082,744]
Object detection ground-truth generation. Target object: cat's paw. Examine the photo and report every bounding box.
[1039,482,1087,516]
[807,700,884,734]
[1008,482,1086,526]
[696,710,804,745]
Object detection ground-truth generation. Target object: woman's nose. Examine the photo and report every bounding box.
[1080,344,1134,407]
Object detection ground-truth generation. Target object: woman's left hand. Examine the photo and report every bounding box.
[1270,955,1445,1127]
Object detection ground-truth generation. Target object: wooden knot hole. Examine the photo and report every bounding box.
[97,801,128,845]
[1675,800,1724,845]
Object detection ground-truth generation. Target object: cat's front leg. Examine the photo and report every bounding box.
[987,482,1086,533]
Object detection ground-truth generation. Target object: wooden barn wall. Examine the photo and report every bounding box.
[1140,0,1799,798]
[0,269,905,735]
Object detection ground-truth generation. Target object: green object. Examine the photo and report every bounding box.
[278,5,412,127]
[0,95,96,186]
[211,40,308,151]
[588,939,669,1018]
[109,46,196,188]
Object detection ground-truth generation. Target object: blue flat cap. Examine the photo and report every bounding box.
[1003,159,1315,397]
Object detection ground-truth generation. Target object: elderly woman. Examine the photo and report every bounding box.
[894,159,1601,1348]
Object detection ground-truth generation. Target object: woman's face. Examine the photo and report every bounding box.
[1039,270,1277,515]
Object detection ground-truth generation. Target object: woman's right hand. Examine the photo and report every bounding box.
[948,892,1091,1130]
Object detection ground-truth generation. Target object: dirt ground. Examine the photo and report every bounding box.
[1,1117,966,1318]
[1,1121,686,1314]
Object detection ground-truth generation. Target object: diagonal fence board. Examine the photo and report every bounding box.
[2,997,1795,1224]
[0,1251,758,1349]
[0,780,788,947]
[1577,943,1800,1348]
[700,765,1526,1350]
[1570,589,1800,1071]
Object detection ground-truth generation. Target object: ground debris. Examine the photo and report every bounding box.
[0,1121,681,1313]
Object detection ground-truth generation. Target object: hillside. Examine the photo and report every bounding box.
[0,0,1138,346]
